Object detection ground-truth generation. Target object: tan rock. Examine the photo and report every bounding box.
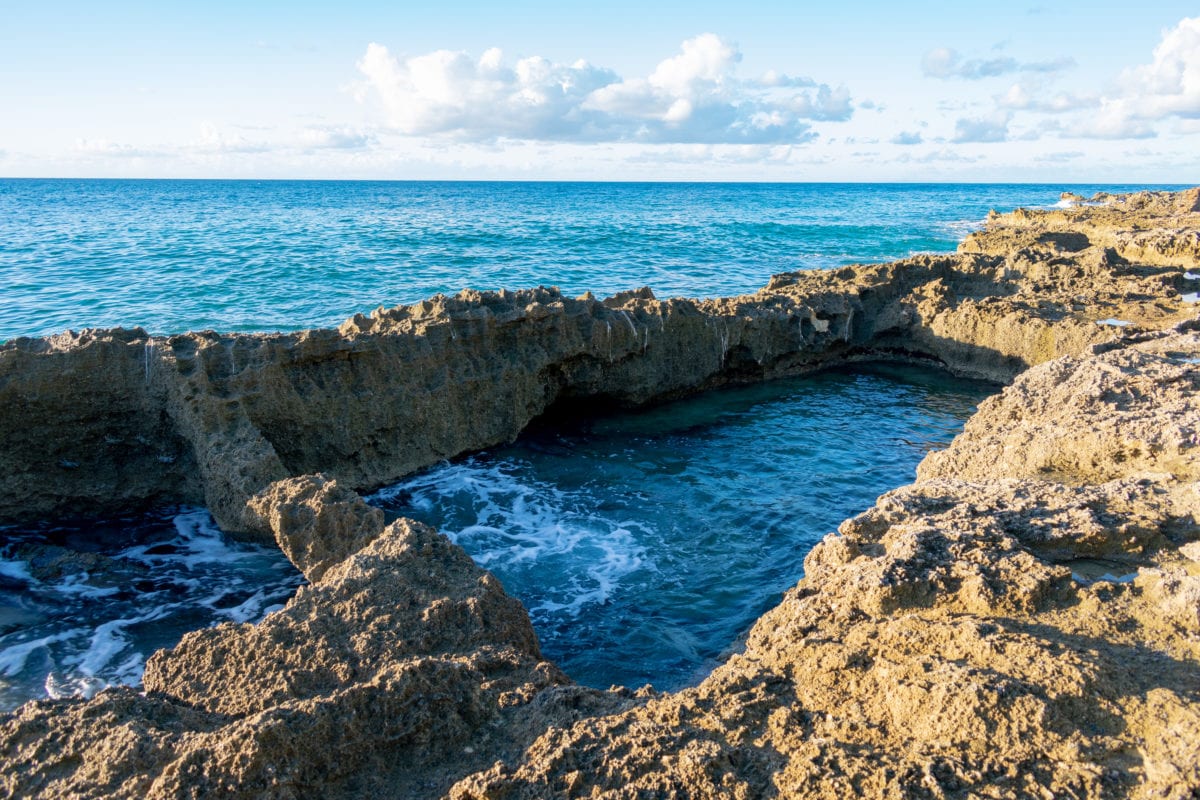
[246,473,385,581]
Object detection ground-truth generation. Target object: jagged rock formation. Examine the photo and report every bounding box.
[450,326,1200,799]
[3,188,1195,537]
[1,188,1198,798]
[1,475,633,798]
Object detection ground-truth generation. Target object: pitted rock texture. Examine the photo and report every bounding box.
[918,326,1200,485]
[962,187,1200,267]
[2,187,1200,799]
[450,334,1200,800]
[246,473,385,582]
[3,188,1197,536]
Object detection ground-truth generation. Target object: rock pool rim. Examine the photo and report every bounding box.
[0,359,991,706]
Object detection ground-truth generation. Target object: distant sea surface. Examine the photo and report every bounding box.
[0,180,1185,342]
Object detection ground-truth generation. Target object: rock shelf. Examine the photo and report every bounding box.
[1,188,1198,798]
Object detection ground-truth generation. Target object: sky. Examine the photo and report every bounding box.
[2,1,1199,181]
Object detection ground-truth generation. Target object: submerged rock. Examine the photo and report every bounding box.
[1,187,1199,797]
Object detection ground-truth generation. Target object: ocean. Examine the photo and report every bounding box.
[0,180,1183,342]
[0,180,1180,705]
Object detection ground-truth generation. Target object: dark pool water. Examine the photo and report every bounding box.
[0,508,303,711]
[372,363,995,690]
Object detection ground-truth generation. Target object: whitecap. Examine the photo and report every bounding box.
[0,559,32,583]
[51,573,122,599]
[0,629,82,677]
[0,506,303,710]
[372,459,651,619]
[937,219,985,239]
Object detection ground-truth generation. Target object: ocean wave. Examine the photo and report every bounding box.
[0,507,302,711]
[372,460,650,620]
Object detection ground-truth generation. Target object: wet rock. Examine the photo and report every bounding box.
[2,514,630,798]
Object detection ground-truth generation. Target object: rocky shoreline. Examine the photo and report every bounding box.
[1,188,1198,797]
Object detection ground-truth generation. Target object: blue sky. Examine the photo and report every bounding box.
[3,1,1198,180]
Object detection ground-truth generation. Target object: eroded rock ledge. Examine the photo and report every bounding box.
[2,188,1199,798]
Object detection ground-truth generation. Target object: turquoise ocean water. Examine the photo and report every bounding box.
[0,181,1180,705]
[0,180,1182,342]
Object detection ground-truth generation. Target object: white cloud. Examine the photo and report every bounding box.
[755,70,816,88]
[952,113,1010,143]
[75,139,164,158]
[997,82,1097,113]
[891,131,923,145]
[189,123,272,154]
[626,143,797,165]
[896,148,980,164]
[355,34,852,144]
[1033,150,1085,163]
[922,47,1073,80]
[299,127,373,150]
[1080,17,1200,138]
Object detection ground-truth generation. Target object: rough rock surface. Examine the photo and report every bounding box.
[245,473,386,582]
[448,328,1200,800]
[2,188,1199,798]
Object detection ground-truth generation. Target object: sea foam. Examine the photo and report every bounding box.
[0,507,302,711]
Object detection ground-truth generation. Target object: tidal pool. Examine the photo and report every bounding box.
[372,363,994,690]
[0,362,992,708]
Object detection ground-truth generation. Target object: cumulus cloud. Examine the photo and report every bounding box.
[997,82,1097,113]
[922,47,1073,80]
[356,34,853,143]
[754,70,817,88]
[300,126,373,150]
[891,131,923,145]
[1080,17,1200,138]
[952,113,1011,143]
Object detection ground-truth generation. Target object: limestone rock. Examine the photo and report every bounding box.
[246,473,385,581]
[2,514,630,798]
[918,328,1200,484]
[4,191,1196,534]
